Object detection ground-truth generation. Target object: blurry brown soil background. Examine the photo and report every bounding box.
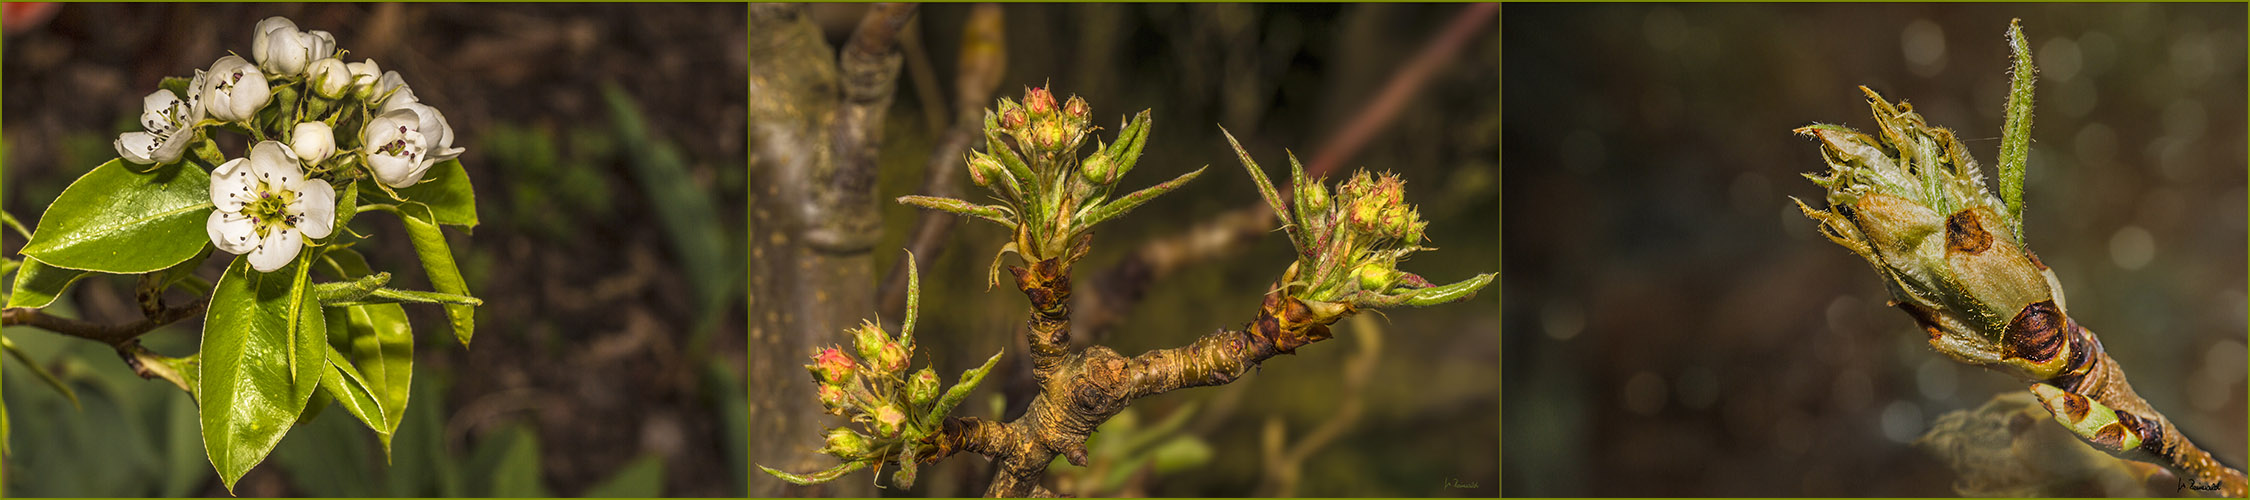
[752,3,1496,497]
[2,4,748,497]
[1503,3,2247,496]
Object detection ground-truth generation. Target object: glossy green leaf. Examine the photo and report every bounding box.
[3,335,80,409]
[759,460,867,485]
[6,257,91,309]
[922,350,1005,430]
[20,160,214,273]
[200,253,327,493]
[583,455,666,497]
[314,340,389,443]
[369,160,478,227]
[320,249,414,459]
[401,204,475,346]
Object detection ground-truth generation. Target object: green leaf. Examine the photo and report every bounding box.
[1109,110,1153,178]
[1998,19,2037,241]
[317,309,389,437]
[200,253,327,493]
[312,272,392,304]
[897,195,1015,227]
[19,160,215,273]
[1395,273,1496,308]
[369,160,478,227]
[320,249,413,460]
[758,460,867,485]
[3,335,81,409]
[1077,166,1206,229]
[582,455,666,497]
[6,257,91,309]
[401,204,476,347]
[922,350,1004,430]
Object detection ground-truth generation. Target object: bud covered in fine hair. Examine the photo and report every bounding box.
[872,405,907,438]
[908,368,939,408]
[818,427,870,458]
[852,321,888,364]
[1064,95,1090,122]
[817,384,850,415]
[1079,153,1114,185]
[874,338,910,376]
[968,152,1004,188]
[1024,86,1056,115]
[808,346,856,385]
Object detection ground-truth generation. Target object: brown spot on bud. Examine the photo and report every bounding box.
[2115,409,2160,452]
[2091,425,2133,450]
[1945,209,1992,254]
[2056,390,2092,422]
[2004,300,2070,364]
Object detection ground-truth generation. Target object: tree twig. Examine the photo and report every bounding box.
[2,298,208,349]
[878,4,1008,321]
[1073,3,1495,346]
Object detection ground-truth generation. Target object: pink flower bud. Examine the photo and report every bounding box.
[1064,95,1090,121]
[908,368,940,408]
[873,405,907,438]
[968,152,1003,188]
[817,384,851,415]
[819,427,870,458]
[874,339,910,376]
[1024,86,1056,114]
[809,346,857,384]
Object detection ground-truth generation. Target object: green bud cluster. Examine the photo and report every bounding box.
[1226,130,1492,317]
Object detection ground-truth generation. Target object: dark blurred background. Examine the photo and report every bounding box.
[754,3,1496,497]
[1503,3,2246,496]
[2,4,747,497]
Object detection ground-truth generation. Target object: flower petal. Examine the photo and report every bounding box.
[248,226,301,273]
[207,210,259,255]
[115,131,160,164]
[140,89,184,134]
[291,178,336,239]
[247,140,306,188]
[210,157,256,212]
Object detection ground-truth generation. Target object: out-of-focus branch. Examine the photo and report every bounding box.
[3,299,207,349]
[1073,3,1495,345]
[807,2,917,253]
[1258,313,1383,497]
[878,4,1008,321]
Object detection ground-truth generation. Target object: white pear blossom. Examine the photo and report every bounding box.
[363,104,465,188]
[305,58,351,99]
[252,16,335,76]
[372,70,415,110]
[201,56,270,123]
[290,122,336,163]
[207,141,336,272]
[345,59,383,98]
[113,71,206,165]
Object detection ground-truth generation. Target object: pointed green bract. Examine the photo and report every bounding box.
[1078,166,1206,229]
[1999,19,2037,241]
[200,253,327,493]
[19,160,215,274]
[922,350,1004,430]
[759,460,869,485]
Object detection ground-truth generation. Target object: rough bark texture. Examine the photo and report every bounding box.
[748,3,913,496]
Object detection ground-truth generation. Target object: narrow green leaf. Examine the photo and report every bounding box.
[1998,19,2037,241]
[200,253,327,493]
[6,257,91,309]
[326,288,483,308]
[2,336,80,409]
[759,460,868,485]
[1220,128,1292,223]
[20,160,215,273]
[314,340,390,443]
[319,246,413,459]
[401,204,476,347]
[922,350,1005,430]
[1078,166,1206,229]
[1110,110,1153,178]
[1395,273,1496,308]
[897,195,1014,228]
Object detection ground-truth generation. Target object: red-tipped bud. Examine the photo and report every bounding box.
[817,384,851,415]
[1064,95,1090,121]
[1025,86,1056,114]
[874,338,910,376]
[908,368,939,408]
[872,405,907,438]
[968,152,1003,188]
[810,346,857,384]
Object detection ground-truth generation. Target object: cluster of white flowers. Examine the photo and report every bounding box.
[111,16,465,272]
